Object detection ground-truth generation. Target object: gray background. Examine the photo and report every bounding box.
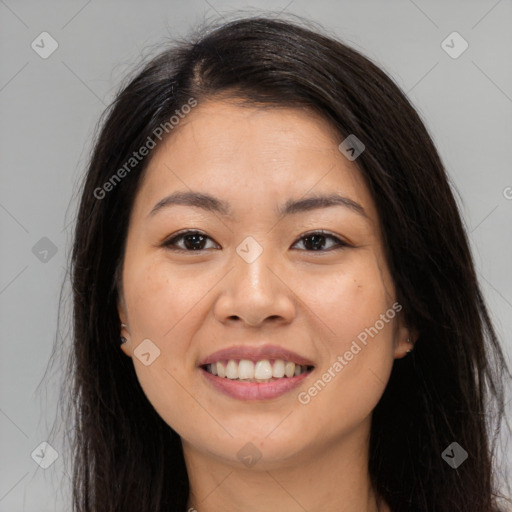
[1,0,511,510]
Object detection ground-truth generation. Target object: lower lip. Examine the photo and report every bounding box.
[200,367,313,401]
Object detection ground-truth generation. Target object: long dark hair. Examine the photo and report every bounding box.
[51,14,511,512]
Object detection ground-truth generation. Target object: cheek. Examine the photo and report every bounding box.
[294,257,396,412]
[123,257,212,434]
[122,256,204,397]
[295,254,394,346]
[125,256,213,343]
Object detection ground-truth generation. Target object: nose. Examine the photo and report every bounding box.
[213,244,296,327]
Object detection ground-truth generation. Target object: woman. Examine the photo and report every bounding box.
[60,15,511,512]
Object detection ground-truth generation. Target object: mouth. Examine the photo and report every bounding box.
[199,345,315,400]
[200,359,315,383]
[198,345,316,400]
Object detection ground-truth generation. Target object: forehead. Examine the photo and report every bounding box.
[133,99,377,222]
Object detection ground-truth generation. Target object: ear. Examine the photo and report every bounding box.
[117,294,132,358]
[394,318,418,360]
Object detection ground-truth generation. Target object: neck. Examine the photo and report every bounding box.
[183,419,389,512]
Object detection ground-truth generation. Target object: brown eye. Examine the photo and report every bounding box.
[291,231,349,251]
[162,229,349,253]
[163,230,219,251]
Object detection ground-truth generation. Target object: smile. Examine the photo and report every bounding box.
[202,359,314,381]
[200,359,315,401]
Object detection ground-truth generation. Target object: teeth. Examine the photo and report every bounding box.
[285,361,295,378]
[205,359,312,381]
[238,359,254,379]
[272,359,285,378]
[226,360,238,379]
[254,360,273,380]
[217,361,226,378]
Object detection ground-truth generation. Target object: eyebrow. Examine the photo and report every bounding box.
[147,190,367,219]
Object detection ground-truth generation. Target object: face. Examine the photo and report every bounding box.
[117,99,412,469]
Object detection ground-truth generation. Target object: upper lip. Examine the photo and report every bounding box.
[199,344,315,367]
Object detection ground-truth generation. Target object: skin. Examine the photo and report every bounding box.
[117,99,415,512]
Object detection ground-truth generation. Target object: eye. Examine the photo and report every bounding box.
[162,229,350,252]
[291,230,350,251]
[162,230,219,251]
